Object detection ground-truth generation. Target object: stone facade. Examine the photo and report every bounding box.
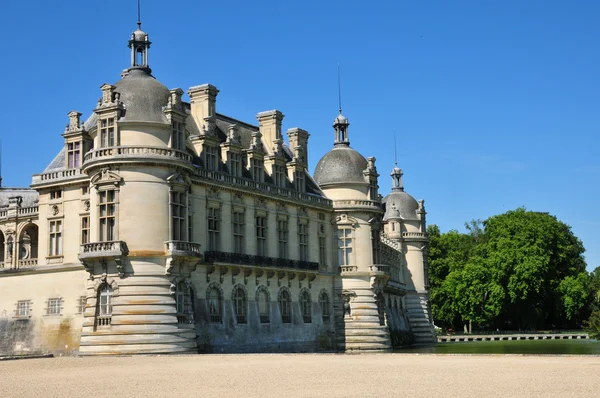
[0,23,434,356]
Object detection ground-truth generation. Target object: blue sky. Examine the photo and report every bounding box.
[0,1,598,269]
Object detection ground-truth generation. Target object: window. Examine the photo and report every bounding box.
[319,236,326,266]
[99,190,116,241]
[273,165,286,188]
[172,121,185,150]
[49,190,62,200]
[67,142,81,168]
[205,146,218,171]
[100,118,115,147]
[371,228,381,265]
[251,158,264,182]
[171,191,186,241]
[207,285,222,323]
[257,287,270,323]
[233,286,247,324]
[319,291,331,323]
[77,296,87,314]
[49,220,63,256]
[298,223,308,262]
[232,211,244,254]
[299,290,311,323]
[278,288,291,324]
[338,228,353,267]
[176,282,185,315]
[81,216,90,245]
[16,300,31,317]
[376,294,385,326]
[295,171,305,193]
[188,215,193,243]
[207,207,220,251]
[256,216,267,256]
[369,181,378,201]
[96,284,113,328]
[229,152,242,177]
[277,219,288,258]
[82,186,89,195]
[46,298,62,315]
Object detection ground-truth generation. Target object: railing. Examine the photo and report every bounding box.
[0,209,6,218]
[17,259,38,268]
[335,199,382,208]
[402,232,428,239]
[18,206,38,216]
[370,264,391,274]
[340,265,358,273]
[96,316,112,327]
[83,146,192,164]
[204,251,319,271]
[194,168,332,207]
[80,241,127,257]
[165,241,202,256]
[31,168,84,184]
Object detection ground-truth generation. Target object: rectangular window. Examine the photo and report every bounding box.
[230,152,242,177]
[369,182,378,200]
[46,298,62,315]
[232,211,244,254]
[172,121,185,150]
[188,215,193,243]
[205,146,218,171]
[338,228,353,267]
[16,300,31,317]
[372,229,381,265]
[100,118,115,148]
[49,190,62,200]
[49,220,63,256]
[99,190,116,241]
[295,171,305,193]
[319,236,326,266]
[67,142,81,168]
[171,191,186,241]
[256,216,267,256]
[273,165,285,188]
[251,158,264,182]
[298,223,308,261]
[77,296,87,314]
[81,216,90,245]
[207,207,220,251]
[277,219,288,258]
[81,186,89,195]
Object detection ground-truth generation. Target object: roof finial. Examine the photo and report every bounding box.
[137,0,142,30]
[337,63,342,115]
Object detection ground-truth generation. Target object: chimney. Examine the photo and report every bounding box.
[257,110,284,151]
[286,128,309,167]
[188,84,219,131]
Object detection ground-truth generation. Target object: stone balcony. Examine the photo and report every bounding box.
[165,241,203,258]
[204,251,319,272]
[401,232,428,241]
[79,241,128,276]
[82,146,193,171]
[31,168,86,188]
[17,259,38,268]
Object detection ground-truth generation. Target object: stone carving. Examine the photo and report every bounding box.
[207,188,220,200]
[84,200,90,211]
[341,290,357,317]
[52,205,59,216]
[297,207,308,218]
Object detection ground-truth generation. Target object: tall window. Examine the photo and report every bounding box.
[230,153,242,177]
[273,165,285,188]
[256,216,267,256]
[338,228,353,267]
[175,282,185,315]
[251,158,264,182]
[96,284,113,328]
[207,285,222,323]
[99,190,116,241]
[49,220,63,256]
[16,300,31,317]
[205,146,218,171]
[100,118,115,148]
[278,289,291,324]
[171,191,186,241]
[298,223,308,261]
[232,211,244,254]
[233,286,247,324]
[67,142,81,168]
[46,298,62,315]
[257,287,269,323]
[371,228,381,265]
[172,121,185,150]
[277,219,288,258]
[319,236,326,266]
[207,207,220,251]
[319,291,331,323]
[295,171,305,193]
[77,296,87,314]
[369,181,378,201]
[81,216,90,245]
[299,290,311,323]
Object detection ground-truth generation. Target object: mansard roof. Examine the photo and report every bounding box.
[0,188,39,208]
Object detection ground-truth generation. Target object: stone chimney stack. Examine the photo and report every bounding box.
[286,128,309,168]
[188,84,219,130]
[257,110,284,152]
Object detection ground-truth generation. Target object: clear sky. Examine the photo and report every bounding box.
[0,1,598,269]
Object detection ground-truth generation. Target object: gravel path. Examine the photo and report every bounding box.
[1,354,599,397]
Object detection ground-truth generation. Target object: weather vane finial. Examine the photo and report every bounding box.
[337,63,342,114]
[137,0,142,29]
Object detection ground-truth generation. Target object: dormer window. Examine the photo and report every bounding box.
[100,118,115,148]
[273,165,286,188]
[172,121,185,151]
[251,158,264,182]
[294,171,305,193]
[205,146,218,171]
[229,153,242,177]
[67,142,81,168]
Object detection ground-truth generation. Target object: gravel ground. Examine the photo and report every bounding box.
[1,354,599,397]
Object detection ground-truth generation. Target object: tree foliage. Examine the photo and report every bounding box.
[428,208,591,331]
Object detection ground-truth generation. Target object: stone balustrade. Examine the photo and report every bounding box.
[31,168,84,184]
[18,206,38,216]
[340,265,358,273]
[204,251,319,272]
[370,264,391,274]
[79,241,127,260]
[83,146,192,164]
[401,232,428,240]
[165,241,203,257]
[17,259,38,268]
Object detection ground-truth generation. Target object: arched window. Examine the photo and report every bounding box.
[96,284,113,329]
[319,290,331,323]
[299,289,311,323]
[256,286,270,324]
[278,288,291,324]
[233,285,247,324]
[207,285,222,323]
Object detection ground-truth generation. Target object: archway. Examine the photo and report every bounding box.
[19,224,38,261]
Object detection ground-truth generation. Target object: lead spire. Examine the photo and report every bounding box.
[333,64,350,146]
[137,0,142,30]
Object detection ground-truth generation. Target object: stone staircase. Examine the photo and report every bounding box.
[404,294,435,344]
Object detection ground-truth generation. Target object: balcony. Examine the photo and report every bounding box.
[31,168,85,187]
[82,146,193,170]
[204,251,319,272]
[165,241,203,258]
[79,241,127,260]
[17,259,38,268]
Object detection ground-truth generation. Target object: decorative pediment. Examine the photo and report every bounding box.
[167,172,191,187]
[90,168,122,188]
[334,214,358,226]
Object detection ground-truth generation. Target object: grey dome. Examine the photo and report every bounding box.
[113,68,170,123]
[133,29,147,41]
[334,113,348,125]
[383,190,419,221]
[314,146,368,186]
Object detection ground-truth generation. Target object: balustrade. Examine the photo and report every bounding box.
[165,241,202,256]
[31,168,83,184]
[17,258,38,268]
[204,251,319,271]
[83,146,192,164]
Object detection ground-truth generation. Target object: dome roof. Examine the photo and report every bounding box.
[314,145,368,186]
[133,28,147,41]
[383,190,419,221]
[113,68,170,123]
[334,113,348,125]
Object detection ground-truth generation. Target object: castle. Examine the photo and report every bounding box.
[0,21,434,355]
